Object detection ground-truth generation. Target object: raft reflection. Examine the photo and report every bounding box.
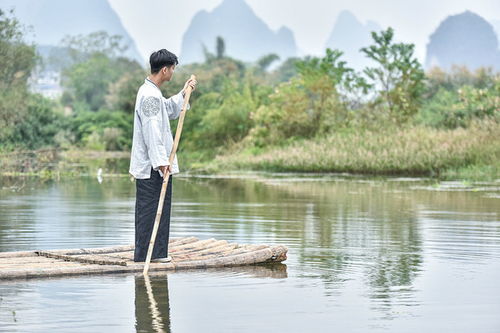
[134,264,287,332]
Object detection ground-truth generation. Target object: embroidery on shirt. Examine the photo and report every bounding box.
[141,96,161,117]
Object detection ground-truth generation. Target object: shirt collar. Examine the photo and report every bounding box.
[145,77,161,91]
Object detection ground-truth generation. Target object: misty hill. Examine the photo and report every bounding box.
[180,0,298,64]
[491,19,500,43]
[426,11,500,70]
[0,0,143,64]
[325,10,382,71]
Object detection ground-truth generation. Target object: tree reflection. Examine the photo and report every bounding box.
[175,176,424,307]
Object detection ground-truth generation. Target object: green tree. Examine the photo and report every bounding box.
[257,53,280,72]
[0,10,36,87]
[68,109,132,151]
[425,66,498,99]
[247,49,357,146]
[105,67,146,112]
[361,27,425,122]
[216,36,225,59]
[0,9,38,147]
[60,31,142,111]
[271,57,300,83]
[11,95,64,149]
[417,78,500,129]
[296,49,354,86]
[61,30,128,64]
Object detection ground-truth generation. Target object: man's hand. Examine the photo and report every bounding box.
[159,165,171,176]
[182,78,197,95]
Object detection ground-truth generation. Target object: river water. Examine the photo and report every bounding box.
[0,173,499,332]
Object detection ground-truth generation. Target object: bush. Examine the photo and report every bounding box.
[102,127,124,151]
[68,109,132,151]
[9,95,65,150]
[425,66,498,99]
[198,89,255,147]
[246,49,355,146]
[418,77,500,128]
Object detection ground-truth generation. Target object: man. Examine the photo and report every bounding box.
[129,49,196,263]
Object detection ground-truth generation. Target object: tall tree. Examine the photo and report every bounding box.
[0,9,37,144]
[0,10,36,87]
[361,27,425,122]
[216,36,225,59]
[257,53,280,72]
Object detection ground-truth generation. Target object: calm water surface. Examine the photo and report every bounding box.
[0,173,499,332]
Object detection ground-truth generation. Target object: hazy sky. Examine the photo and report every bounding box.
[108,0,500,63]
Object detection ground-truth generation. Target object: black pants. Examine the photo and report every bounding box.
[134,169,172,262]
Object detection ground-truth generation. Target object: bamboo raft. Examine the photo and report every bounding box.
[0,237,288,280]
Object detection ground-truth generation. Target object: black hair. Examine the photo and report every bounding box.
[150,49,178,74]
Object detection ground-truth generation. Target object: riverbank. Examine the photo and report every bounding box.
[1,121,499,181]
[210,120,500,181]
[0,149,130,179]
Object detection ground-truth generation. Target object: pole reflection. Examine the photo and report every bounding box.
[135,275,171,333]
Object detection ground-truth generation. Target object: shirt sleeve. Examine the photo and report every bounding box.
[162,90,190,120]
[139,95,169,169]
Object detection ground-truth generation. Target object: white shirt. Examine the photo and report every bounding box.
[129,78,188,179]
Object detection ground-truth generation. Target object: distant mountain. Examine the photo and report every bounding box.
[325,10,382,71]
[0,0,144,64]
[426,11,500,70]
[491,19,500,43]
[180,0,298,64]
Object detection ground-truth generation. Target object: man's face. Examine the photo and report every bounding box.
[162,65,175,81]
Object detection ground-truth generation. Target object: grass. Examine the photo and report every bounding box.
[210,120,500,180]
[441,163,500,181]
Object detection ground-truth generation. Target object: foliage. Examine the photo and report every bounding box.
[361,27,425,122]
[296,48,369,93]
[61,30,129,64]
[425,66,498,98]
[105,67,147,112]
[60,31,143,111]
[216,36,225,59]
[0,9,39,148]
[9,95,65,150]
[168,55,246,98]
[270,57,300,83]
[173,75,272,154]
[199,80,268,147]
[67,109,133,151]
[246,49,359,147]
[256,53,280,72]
[418,69,500,128]
[0,9,36,88]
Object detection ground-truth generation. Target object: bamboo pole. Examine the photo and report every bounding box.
[36,251,128,266]
[143,75,196,275]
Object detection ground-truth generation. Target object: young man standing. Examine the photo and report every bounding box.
[129,49,196,262]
